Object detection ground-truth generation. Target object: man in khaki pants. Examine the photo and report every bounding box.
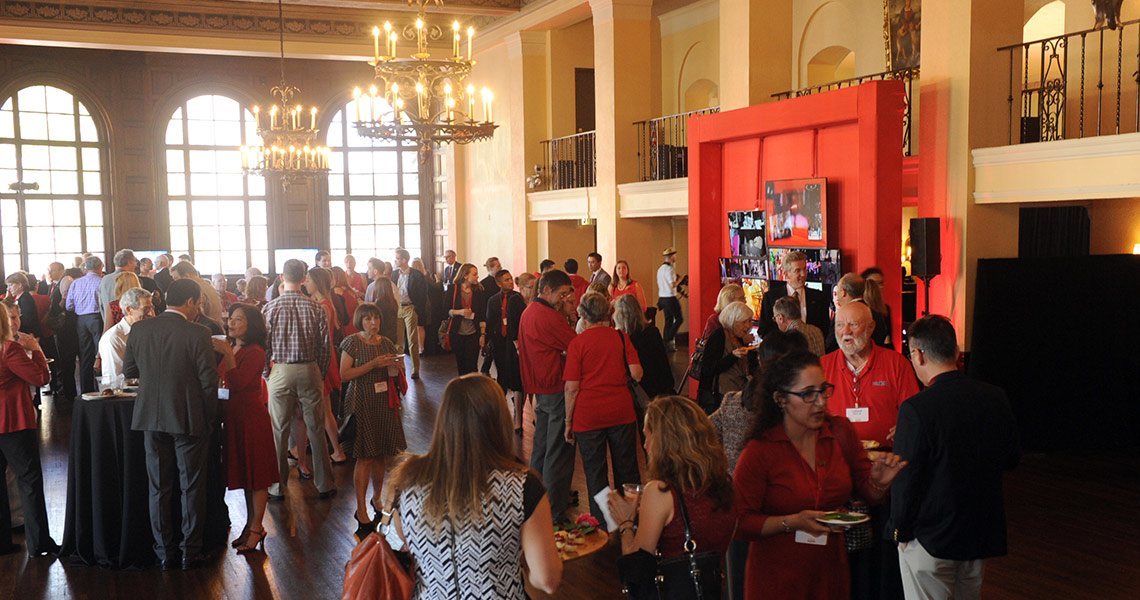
[261,259,335,500]
[391,248,427,378]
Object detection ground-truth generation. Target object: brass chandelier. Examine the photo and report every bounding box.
[242,0,330,184]
[352,0,497,155]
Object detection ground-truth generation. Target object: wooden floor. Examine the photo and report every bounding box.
[1,352,1138,599]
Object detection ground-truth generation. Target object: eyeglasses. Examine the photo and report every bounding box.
[780,383,835,404]
[906,347,924,360]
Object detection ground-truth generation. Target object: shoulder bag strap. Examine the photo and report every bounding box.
[674,491,705,600]
[450,516,462,599]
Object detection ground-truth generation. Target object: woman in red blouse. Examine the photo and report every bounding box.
[733,350,906,599]
[0,301,59,557]
[607,260,647,314]
[216,303,278,554]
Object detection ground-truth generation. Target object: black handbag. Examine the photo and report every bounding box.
[617,492,724,600]
[618,330,651,412]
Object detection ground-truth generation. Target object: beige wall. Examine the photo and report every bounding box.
[658,0,720,115]
[547,18,595,138]
[793,0,887,88]
[538,220,597,267]
[460,42,519,271]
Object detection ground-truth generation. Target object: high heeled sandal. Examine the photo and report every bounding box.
[354,511,375,539]
[231,526,250,548]
[297,464,313,480]
[236,529,267,554]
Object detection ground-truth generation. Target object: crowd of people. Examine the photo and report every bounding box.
[0,245,1020,600]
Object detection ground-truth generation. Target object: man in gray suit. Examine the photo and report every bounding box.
[123,278,220,570]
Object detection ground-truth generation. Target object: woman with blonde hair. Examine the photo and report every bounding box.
[387,374,562,598]
[607,395,737,592]
[515,272,538,304]
[702,283,746,338]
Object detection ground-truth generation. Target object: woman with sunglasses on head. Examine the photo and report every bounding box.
[732,350,907,599]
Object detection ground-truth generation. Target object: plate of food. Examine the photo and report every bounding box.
[555,515,609,561]
[816,512,870,527]
[81,389,138,400]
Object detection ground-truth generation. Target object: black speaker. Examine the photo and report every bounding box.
[909,217,941,278]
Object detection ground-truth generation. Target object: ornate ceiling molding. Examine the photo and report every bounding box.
[0,1,504,39]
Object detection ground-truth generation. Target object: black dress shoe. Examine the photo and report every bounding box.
[28,542,60,558]
[317,488,338,499]
[160,558,179,571]
[182,555,207,570]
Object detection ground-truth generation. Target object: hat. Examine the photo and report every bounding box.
[662,247,677,256]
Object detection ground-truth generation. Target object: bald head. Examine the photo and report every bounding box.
[835,301,875,359]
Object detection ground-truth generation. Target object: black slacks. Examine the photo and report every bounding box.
[76,313,103,393]
[453,333,480,376]
[55,312,79,400]
[143,430,210,561]
[0,429,55,553]
[658,297,683,345]
[575,422,641,523]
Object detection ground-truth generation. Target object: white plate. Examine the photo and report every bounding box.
[816,513,870,527]
[81,391,137,400]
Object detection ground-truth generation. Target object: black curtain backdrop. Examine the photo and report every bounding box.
[969,255,1140,451]
[1018,206,1090,258]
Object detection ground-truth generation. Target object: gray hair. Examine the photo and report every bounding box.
[83,256,103,272]
[718,301,753,329]
[837,273,865,299]
[119,287,151,310]
[577,292,612,325]
[781,250,808,268]
[612,294,644,335]
[113,248,136,268]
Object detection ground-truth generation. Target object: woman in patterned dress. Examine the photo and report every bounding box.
[387,375,562,599]
[339,303,405,538]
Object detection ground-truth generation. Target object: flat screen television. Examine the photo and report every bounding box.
[727,210,766,257]
[273,249,320,273]
[768,248,842,285]
[765,178,827,248]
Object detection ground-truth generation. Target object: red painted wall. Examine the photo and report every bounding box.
[688,81,907,353]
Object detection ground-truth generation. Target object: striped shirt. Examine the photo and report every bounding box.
[66,272,103,316]
[261,291,330,376]
[788,320,827,357]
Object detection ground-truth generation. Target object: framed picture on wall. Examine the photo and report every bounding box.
[765,178,828,248]
[727,210,766,257]
[885,0,921,70]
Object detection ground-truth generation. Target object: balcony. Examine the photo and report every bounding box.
[974,21,1140,204]
[634,107,719,182]
[773,67,919,156]
[540,130,596,191]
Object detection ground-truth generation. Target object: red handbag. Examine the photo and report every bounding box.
[342,531,414,600]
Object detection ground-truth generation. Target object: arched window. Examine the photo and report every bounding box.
[0,84,106,275]
[165,94,268,275]
[326,101,422,264]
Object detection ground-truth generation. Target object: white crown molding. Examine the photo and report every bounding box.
[971,131,1140,166]
[973,183,1140,204]
[658,0,718,36]
[618,177,689,217]
[527,186,599,220]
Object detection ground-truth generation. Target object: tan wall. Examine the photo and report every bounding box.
[658,0,720,114]
[461,42,518,271]
[547,19,595,138]
[539,220,597,268]
[793,0,887,88]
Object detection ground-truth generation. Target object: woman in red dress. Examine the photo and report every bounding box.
[216,303,278,553]
[607,260,647,314]
[733,350,907,599]
[330,266,359,338]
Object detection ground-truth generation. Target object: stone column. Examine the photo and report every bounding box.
[505,31,549,272]
[718,0,793,110]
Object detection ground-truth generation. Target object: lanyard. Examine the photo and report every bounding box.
[501,294,509,336]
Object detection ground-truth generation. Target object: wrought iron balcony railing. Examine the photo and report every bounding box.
[773,67,920,156]
[1000,19,1140,144]
[539,130,596,191]
[634,107,720,181]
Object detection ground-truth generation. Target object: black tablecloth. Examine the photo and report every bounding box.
[60,398,230,568]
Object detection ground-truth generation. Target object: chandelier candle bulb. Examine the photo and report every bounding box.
[372,26,380,61]
[310,107,317,130]
[270,105,278,128]
[453,21,461,58]
[416,18,424,53]
[253,105,260,129]
[467,26,474,61]
[389,32,398,58]
[353,87,362,122]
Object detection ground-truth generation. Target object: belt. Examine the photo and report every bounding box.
[401,303,413,306]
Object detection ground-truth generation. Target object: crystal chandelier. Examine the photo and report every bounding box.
[242,0,330,185]
[352,0,497,155]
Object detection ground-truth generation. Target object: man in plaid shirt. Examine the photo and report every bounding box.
[262,259,335,500]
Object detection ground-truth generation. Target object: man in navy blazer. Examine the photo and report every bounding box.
[123,278,220,570]
[890,315,1020,600]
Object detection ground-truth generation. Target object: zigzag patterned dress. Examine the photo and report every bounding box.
[398,469,528,600]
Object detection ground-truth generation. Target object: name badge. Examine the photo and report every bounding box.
[795,531,828,546]
[502,318,508,326]
[218,388,230,400]
[375,381,389,394]
[846,407,870,422]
